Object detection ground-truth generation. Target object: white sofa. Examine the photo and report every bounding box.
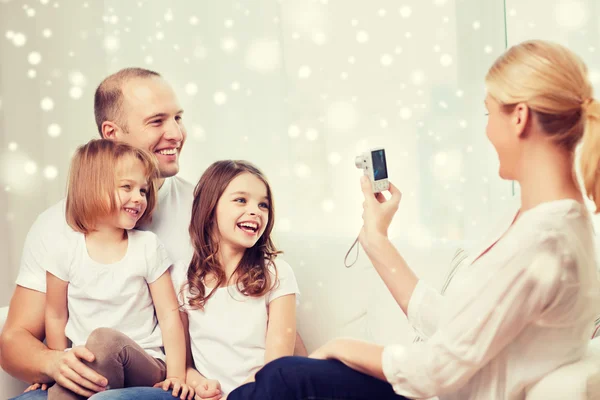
[2,233,600,399]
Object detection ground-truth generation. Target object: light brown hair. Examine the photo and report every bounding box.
[486,40,600,212]
[185,160,280,310]
[94,67,161,136]
[66,139,160,234]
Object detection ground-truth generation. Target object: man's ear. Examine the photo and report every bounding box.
[514,103,530,138]
[101,121,119,140]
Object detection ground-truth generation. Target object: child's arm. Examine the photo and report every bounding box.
[180,312,223,399]
[148,270,186,382]
[242,293,297,385]
[45,271,69,350]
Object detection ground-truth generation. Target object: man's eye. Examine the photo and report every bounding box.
[175,115,183,122]
[151,119,162,125]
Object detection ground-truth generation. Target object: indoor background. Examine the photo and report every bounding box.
[1,0,599,306]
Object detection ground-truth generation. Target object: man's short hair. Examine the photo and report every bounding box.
[94,68,161,136]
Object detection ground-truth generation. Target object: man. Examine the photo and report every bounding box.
[1,68,194,400]
[1,67,307,400]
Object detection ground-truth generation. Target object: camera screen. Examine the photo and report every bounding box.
[371,149,388,181]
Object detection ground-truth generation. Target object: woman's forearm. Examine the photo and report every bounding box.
[328,338,386,381]
[362,233,418,315]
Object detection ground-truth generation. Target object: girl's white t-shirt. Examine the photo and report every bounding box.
[171,258,300,395]
[46,229,172,360]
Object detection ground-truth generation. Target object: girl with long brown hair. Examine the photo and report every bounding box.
[171,160,299,398]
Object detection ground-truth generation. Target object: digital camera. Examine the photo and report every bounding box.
[355,147,389,193]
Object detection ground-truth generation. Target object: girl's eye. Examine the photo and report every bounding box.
[234,198,246,203]
[259,202,269,209]
[140,189,147,197]
[121,185,131,190]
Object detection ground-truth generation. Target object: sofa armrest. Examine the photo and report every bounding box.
[526,338,600,400]
[0,306,30,399]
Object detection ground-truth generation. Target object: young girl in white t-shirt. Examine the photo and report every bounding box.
[38,139,192,400]
[171,160,299,399]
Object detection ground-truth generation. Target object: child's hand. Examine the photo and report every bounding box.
[193,378,222,400]
[154,377,194,399]
[24,383,50,392]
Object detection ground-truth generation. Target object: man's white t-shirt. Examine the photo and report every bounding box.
[46,230,171,360]
[16,176,194,293]
[171,259,300,395]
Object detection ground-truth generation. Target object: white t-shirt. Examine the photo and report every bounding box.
[384,199,600,400]
[16,176,194,293]
[46,230,171,360]
[171,258,300,395]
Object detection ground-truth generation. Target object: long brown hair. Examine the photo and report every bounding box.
[186,160,280,310]
[66,139,159,234]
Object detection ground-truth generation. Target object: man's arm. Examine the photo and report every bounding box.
[0,286,108,396]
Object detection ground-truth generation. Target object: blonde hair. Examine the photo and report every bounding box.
[485,40,600,212]
[66,139,160,233]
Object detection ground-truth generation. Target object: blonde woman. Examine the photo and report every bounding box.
[226,40,600,400]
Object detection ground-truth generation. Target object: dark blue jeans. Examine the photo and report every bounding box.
[228,356,408,400]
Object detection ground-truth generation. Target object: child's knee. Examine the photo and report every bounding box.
[85,328,128,360]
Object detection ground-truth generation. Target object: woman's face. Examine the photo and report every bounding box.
[485,95,523,181]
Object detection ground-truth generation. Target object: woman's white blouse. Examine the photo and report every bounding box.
[383,200,600,400]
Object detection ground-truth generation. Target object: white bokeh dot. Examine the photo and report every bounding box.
[509,8,517,17]
[555,0,587,30]
[356,30,369,43]
[312,32,327,45]
[434,0,448,4]
[298,66,312,79]
[69,87,83,99]
[43,165,58,180]
[164,9,173,22]
[305,128,319,141]
[378,9,386,17]
[473,21,481,30]
[8,142,18,151]
[189,16,199,25]
[144,56,153,64]
[28,69,37,79]
[399,6,412,18]
[328,152,341,165]
[192,125,206,141]
[28,52,42,65]
[484,45,493,54]
[245,39,281,73]
[411,70,426,85]
[288,125,301,138]
[12,32,27,47]
[185,83,198,96]
[231,81,240,91]
[380,54,393,66]
[321,199,335,212]
[348,56,355,64]
[225,19,234,28]
[400,107,412,120]
[48,123,61,137]
[24,161,38,175]
[294,163,311,178]
[41,97,54,111]
[103,36,120,52]
[214,91,227,105]
[440,54,452,67]
[155,31,164,40]
[221,37,237,53]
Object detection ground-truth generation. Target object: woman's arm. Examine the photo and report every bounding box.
[45,271,69,350]
[310,338,386,380]
[149,270,186,381]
